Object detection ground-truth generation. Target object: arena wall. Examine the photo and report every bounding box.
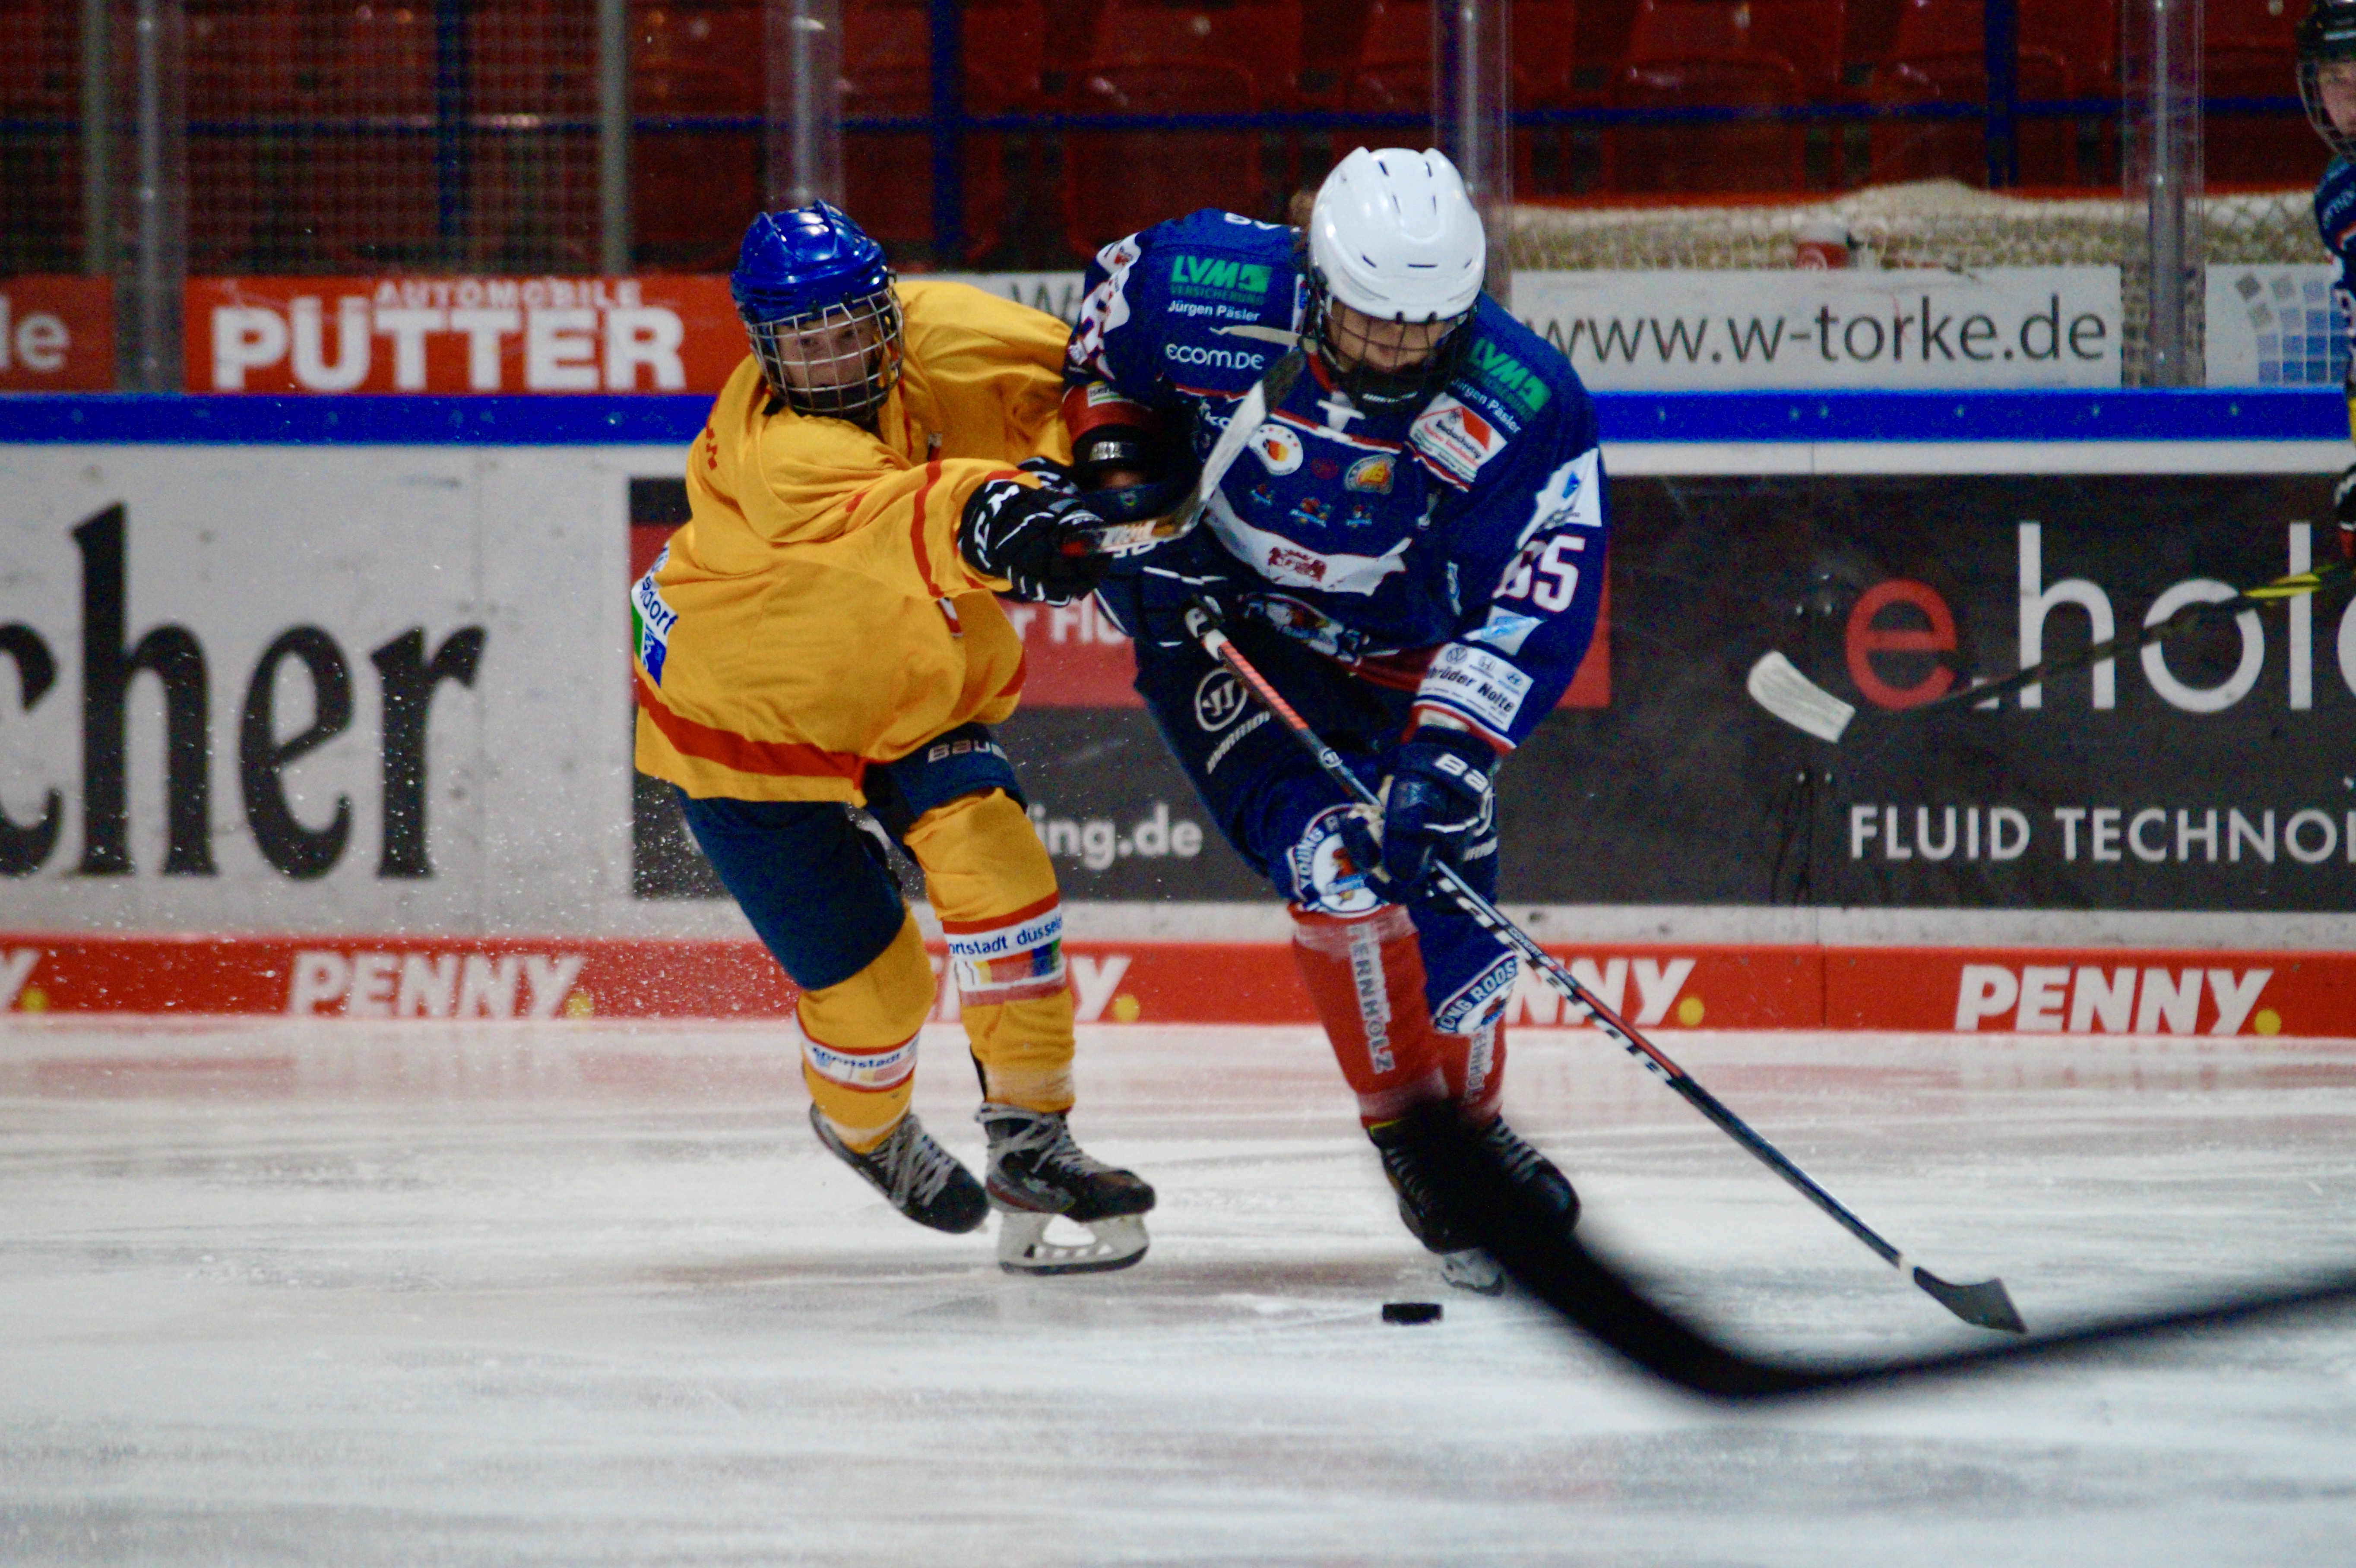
[2,391,2353,1036]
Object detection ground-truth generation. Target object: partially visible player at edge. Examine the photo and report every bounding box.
[630,201,1153,1273]
[1063,149,1600,1292]
[2303,0,2356,560]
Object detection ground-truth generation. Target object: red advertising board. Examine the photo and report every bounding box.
[3,935,2346,1038]
[0,276,114,391]
[185,275,744,393]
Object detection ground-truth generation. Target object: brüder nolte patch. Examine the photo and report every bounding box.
[1409,396,1505,488]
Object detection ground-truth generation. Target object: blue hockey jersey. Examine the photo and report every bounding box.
[1066,209,1608,752]
[2318,161,2356,395]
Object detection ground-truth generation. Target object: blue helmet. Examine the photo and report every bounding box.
[731,202,904,421]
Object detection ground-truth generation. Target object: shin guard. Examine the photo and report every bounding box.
[1290,904,1448,1124]
[1438,1012,1507,1126]
[903,790,1077,1115]
[795,913,937,1149]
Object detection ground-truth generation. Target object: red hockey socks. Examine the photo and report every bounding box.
[1290,905,1450,1124]
[1437,1013,1507,1126]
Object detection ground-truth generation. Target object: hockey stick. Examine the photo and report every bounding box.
[1748,553,2356,744]
[1389,1101,2356,1400]
[1183,601,2027,1335]
[1061,348,1309,556]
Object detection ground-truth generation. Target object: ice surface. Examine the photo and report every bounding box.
[3,1019,2353,1567]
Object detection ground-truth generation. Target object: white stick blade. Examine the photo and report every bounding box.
[1746,651,1856,743]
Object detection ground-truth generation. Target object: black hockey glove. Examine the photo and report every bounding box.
[1018,455,1079,493]
[958,479,1111,606]
[1134,557,1235,650]
[2335,463,2356,560]
[1373,724,1498,890]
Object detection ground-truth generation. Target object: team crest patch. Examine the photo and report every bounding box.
[1251,422,1304,475]
[1409,396,1505,489]
[1289,805,1384,917]
[1343,454,1395,493]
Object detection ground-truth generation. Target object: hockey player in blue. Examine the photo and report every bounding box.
[2308,0,2356,558]
[1062,149,1601,1292]
[2303,0,2356,557]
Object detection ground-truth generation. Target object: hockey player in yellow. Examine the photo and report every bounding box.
[633,202,1154,1273]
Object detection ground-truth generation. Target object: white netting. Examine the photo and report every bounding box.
[1504,180,2326,272]
[1504,180,2329,383]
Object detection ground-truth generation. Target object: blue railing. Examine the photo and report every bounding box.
[1,390,2343,446]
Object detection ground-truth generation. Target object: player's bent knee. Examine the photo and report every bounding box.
[797,912,938,1050]
[904,788,1058,902]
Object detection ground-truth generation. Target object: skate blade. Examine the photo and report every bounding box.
[1439,1248,1505,1295]
[996,1211,1150,1276]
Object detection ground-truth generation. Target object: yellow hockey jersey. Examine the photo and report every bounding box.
[633,279,1072,802]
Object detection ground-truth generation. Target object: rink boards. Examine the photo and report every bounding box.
[1,390,2353,1037]
[0,932,2350,1038]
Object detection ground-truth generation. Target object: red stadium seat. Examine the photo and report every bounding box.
[2205,0,2320,187]
[1297,0,1374,107]
[632,1,764,270]
[838,0,1046,261]
[1606,0,1809,194]
[635,1,764,117]
[1863,0,2075,186]
[1745,0,1849,103]
[1333,0,1428,164]
[1061,0,1303,257]
[2,0,86,269]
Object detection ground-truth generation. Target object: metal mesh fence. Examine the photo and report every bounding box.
[185,0,602,275]
[0,0,90,274]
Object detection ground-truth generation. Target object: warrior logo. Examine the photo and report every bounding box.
[1192,669,1250,731]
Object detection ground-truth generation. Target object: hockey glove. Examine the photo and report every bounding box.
[1375,724,1499,890]
[2335,463,2356,560]
[958,479,1112,606]
[1018,455,1079,494]
[1134,557,1235,650]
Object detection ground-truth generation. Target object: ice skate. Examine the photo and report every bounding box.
[978,1104,1156,1275]
[808,1105,989,1234]
[1472,1115,1581,1237]
[1368,1115,1503,1293]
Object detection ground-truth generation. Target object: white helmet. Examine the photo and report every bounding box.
[1308,147,1485,324]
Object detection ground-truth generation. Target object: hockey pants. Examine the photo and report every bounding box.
[1101,594,1520,1125]
[678,723,1074,1152]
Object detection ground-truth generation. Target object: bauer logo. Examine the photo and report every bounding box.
[1193,670,1250,731]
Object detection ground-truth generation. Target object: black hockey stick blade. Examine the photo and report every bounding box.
[1911,1267,2027,1334]
[1392,1103,2356,1401]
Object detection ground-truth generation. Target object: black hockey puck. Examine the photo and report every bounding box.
[1381,1300,1442,1325]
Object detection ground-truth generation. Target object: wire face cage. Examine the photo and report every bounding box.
[743,281,904,420]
